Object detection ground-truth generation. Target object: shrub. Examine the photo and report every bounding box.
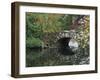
[26,37,43,48]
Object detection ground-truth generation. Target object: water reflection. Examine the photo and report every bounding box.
[26,47,89,67]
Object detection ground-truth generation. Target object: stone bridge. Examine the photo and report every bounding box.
[43,30,78,49]
[55,30,77,42]
[55,30,78,52]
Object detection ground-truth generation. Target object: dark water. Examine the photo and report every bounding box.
[26,47,89,67]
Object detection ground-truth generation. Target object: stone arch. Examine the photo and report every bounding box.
[55,30,77,42]
[55,30,78,55]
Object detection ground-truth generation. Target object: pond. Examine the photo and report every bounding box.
[26,47,89,67]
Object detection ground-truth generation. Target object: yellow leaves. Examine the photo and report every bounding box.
[84,16,90,29]
[74,16,90,48]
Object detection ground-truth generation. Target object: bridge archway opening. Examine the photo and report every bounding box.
[56,37,78,55]
[57,37,71,48]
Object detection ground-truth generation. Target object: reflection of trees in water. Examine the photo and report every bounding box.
[26,46,89,67]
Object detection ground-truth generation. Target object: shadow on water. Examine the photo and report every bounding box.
[58,47,75,55]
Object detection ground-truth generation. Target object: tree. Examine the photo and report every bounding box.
[74,16,89,49]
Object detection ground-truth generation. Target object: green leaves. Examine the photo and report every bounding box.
[26,37,42,47]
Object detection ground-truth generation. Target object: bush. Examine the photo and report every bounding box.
[26,37,43,48]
